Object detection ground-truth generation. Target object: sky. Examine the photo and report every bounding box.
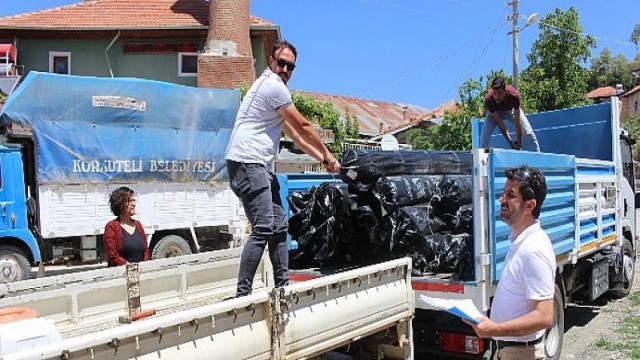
[2,0,640,110]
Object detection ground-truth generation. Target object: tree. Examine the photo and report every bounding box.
[291,92,358,154]
[630,24,640,54]
[632,53,640,87]
[520,7,596,112]
[588,48,634,90]
[588,48,614,88]
[622,114,640,158]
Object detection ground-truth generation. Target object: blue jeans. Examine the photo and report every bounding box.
[227,160,289,296]
[480,109,540,152]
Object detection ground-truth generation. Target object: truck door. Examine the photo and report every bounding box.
[619,134,636,237]
[0,151,13,231]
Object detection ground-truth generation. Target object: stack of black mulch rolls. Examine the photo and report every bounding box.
[287,149,475,280]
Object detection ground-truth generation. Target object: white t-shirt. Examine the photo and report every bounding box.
[225,68,293,168]
[490,221,556,342]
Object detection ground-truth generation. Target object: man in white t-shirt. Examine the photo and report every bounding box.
[467,166,556,359]
[225,39,340,297]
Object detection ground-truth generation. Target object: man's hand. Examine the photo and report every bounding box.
[322,154,341,173]
[509,140,521,150]
[463,316,496,339]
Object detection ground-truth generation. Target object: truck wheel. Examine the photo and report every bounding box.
[151,235,192,259]
[0,245,31,283]
[544,285,564,360]
[609,239,635,298]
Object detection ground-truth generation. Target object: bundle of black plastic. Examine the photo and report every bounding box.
[371,174,473,278]
[339,149,472,192]
[410,234,473,279]
[386,205,447,251]
[287,182,386,267]
[287,182,349,262]
[373,175,443,211]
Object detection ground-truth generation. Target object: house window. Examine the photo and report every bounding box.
[49,51,71,74]
[178,53,198,77]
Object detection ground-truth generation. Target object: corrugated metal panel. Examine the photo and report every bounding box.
[575,160,617,257]
[295,90,433,136]
[39,182,239,238]
[488,150,576,282]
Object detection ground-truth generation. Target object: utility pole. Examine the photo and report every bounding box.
[509,0,520,89]
[508,1,538,90]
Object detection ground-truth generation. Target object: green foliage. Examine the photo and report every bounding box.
[239,84,249,99]
[520,7,596,112]
[631,24,640,54]
[588,48,636,90]
[631,291,640,306]
[291,92,358,153]
[342,107,360,139]
[623,114,640,158]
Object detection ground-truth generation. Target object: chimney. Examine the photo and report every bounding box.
[198,0,255,89]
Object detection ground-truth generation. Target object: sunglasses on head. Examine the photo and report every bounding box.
[275,58,296,71]
[507,167,535,199]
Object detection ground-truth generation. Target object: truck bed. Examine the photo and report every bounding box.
[0,252,414,360]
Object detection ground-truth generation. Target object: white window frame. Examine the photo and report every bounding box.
[178,52,198,77]
[49,51,71,74]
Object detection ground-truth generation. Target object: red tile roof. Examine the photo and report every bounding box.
[621,85,640,98]
[586,86,617,99]
[0,0,272,30]
[295,90,441,136]
[372,100,458,139]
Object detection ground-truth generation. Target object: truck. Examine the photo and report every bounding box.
[278,97,637,359]
[0,72,247,282]
[0,248,415,359]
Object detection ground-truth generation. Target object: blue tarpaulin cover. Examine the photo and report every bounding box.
[0,72,240,184]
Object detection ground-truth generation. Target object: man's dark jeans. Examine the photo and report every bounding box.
[227,160,289,296]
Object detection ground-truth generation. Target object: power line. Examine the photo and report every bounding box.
[538,19,635,48]
[352,3,507,100]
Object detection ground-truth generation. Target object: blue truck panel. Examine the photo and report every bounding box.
[473,102,614,161]
[487,149,576,282]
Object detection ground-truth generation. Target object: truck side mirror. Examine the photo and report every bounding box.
[26,197,37,218]
[635,192,640,209]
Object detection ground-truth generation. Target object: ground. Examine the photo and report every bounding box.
[561,238,640,360]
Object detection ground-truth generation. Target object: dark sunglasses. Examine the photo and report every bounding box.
[275,58,296,71]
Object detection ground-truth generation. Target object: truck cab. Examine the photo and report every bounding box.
[0,144,40,282]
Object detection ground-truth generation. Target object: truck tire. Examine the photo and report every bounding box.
[151,235,192,259]
[0,245,31,283]
[609,239,635,298]
[544,285,564,360]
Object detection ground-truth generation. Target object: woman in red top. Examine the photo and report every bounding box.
[103,187,150,267]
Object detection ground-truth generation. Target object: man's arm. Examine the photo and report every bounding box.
[490,111,518,149]
[283,121,323,161]
[279,104,341,172]
[513,108,523,149]
[467,298,554,338]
